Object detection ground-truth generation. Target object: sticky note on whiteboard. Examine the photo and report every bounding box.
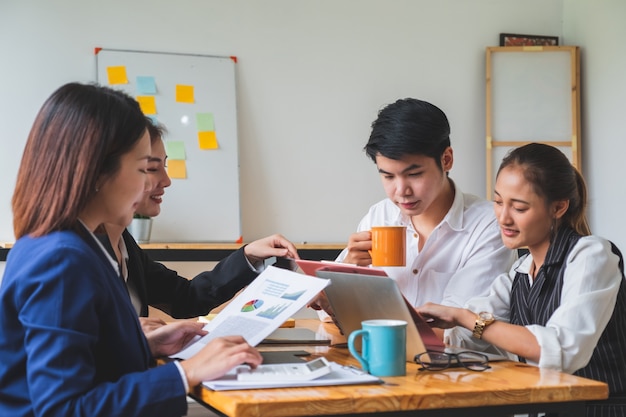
[136,96,157,115]
[198,131,219,150]
[167,159,187,179]
[176,84,194,103]
[107,66,128,84]
[196,112,215,131]
[165,141,186,160]
[136,76,157,94]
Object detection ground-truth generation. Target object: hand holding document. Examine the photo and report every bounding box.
[171,266,330,360]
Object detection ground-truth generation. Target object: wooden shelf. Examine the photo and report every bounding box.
[1,242,346,262]
[137,242,345,250]
[139,242,345,262]
[485,45,581,198]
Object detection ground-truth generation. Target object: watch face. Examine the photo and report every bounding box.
[479,311,494,321]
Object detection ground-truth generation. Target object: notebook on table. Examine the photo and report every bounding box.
[315,270,509,363]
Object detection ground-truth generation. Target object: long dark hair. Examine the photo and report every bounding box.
[497,143,590,236]
[12,83,147,238]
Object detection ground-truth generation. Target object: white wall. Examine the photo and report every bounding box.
[0,0,566,244]
[5,1,619,248]
[563,0,626,252]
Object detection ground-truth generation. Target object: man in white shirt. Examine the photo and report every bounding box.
[315,98,515,329]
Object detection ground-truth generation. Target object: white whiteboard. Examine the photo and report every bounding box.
[96,49,241,242]
[485,46,580,197]
[491,50,573,141]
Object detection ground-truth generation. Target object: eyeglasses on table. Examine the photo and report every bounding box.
[414,351,491,372]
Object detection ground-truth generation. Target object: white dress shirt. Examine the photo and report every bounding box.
[448,235,622,373]
[336,185,516,308]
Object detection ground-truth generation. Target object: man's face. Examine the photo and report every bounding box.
[375,149,451,217]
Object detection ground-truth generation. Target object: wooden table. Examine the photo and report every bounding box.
[0,242,346,262]
[190,320,608,417]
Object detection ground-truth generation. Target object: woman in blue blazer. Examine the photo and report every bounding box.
[0,82,262,417]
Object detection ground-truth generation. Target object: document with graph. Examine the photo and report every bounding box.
[171,265,330,360]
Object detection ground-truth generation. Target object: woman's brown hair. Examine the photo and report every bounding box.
[497,142,591,236]
[12,83,147,238]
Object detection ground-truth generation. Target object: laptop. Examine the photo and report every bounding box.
[315,270,509,363]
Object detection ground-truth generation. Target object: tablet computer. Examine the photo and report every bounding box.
[295,259,387,277]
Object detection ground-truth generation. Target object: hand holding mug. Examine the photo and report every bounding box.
[369,226,406,267]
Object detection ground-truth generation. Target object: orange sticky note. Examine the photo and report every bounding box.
[176,85,194,103]
[198,131,219,150]
[107,66,128,84]
[167,159,187,179]
[136,96,157,115]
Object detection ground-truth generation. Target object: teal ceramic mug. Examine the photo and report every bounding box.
[347,319,407,377]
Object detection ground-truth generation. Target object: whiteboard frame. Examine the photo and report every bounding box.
[485,46,581,198]
[95,48,242,242]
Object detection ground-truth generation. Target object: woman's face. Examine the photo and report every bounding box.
[493,165,556,255]
[94,130,152,228]
[135,139,171,218]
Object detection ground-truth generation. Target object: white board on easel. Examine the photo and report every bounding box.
[485,46,581,198]
[96,48,241,242]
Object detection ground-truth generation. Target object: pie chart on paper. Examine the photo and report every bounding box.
[241,299,264,312]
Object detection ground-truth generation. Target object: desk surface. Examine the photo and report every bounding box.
[0,242,346,262]
[191,320,608,417]
[0,242,346,250]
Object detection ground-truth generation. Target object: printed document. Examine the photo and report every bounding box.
[171,266,329,360]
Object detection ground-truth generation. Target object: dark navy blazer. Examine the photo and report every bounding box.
[0,229,187,417]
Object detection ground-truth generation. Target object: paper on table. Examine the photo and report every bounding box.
[203,362,382,391]
[171,266,330,360]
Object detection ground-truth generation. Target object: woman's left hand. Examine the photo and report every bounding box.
[139,316,167,333]
[416,302,461,329]
[243,234,300,264]
[144,320,207,357]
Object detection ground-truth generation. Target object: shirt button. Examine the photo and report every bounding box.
[412,269,418,274]
[413,233,418,238]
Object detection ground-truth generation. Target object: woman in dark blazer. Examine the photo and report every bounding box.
[101,120,299,320]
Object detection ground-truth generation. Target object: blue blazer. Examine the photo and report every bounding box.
[0,228,188,417]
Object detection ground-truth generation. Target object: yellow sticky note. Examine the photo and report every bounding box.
[107,66,128,84]
[176,85,194,103]
[198,131,219,150]
[167,159,187,179]
[136,96,157,115]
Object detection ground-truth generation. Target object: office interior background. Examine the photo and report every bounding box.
[1,1,625,269]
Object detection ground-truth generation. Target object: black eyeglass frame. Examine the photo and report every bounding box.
[414,350,491,372]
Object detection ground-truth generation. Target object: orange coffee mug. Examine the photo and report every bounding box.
[370,226,406,267]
